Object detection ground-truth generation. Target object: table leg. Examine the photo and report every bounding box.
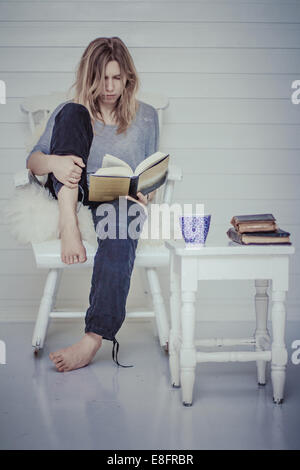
[180,291,197,406]
[254,279,271,385]
[169,252,181,388]
[271,290,288,404]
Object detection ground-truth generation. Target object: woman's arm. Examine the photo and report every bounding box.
[27,150,85,189]
[27,150,58,176]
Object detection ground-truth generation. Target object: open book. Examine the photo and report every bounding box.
[88,151,170,202]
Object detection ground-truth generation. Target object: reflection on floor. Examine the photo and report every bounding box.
[0,320,299,450]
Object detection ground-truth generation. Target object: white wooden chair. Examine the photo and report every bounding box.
[16,91,182,354]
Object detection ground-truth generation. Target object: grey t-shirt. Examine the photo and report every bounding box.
[26,100,159,187]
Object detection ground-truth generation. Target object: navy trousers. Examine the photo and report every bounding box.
[46,102,147,367]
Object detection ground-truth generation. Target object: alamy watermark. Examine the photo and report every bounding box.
[0,340,6,364]
[291,340,300,365]
[291,80,300,104]
[94,199,206,241]
[0,80,6,104]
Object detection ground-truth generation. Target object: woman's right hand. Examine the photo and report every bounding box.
[50,154,86,189]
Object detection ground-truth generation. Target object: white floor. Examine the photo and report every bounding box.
[0,319,299,450]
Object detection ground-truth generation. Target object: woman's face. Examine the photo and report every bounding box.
[100,60,126,106]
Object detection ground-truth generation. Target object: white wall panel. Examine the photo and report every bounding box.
[0,150,28,173]
[1,47,299,73]
[0,123,29,148]
[164,99,300,125]
[1,122,300,150]
[1,22,300,48]
[9,0,299,3]
[169,199,300,225]
[0,0,299,322]
[168,149,300,175]
[2,97,300,125]
[1,2,300,22]
[0,270,299,302]
[1,198,300,227]
[173,174,300,200]
[161,123,300,148]
[1,147,300,177]
[1,72,296,100]
[4,172,299,200]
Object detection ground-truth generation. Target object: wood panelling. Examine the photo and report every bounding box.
[0,1,299,321]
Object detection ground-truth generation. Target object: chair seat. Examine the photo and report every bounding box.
[32,239,170,269]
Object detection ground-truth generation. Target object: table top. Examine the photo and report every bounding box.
[165,238,295,257]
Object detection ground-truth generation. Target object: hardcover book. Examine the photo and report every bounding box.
[227,227,291,245]
[230,213,277,233]
[88,151,169,202]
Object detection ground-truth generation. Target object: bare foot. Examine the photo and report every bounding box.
[59,218,87,264]
[49,333,102,372]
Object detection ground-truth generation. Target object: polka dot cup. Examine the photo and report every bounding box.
[179,214,211,247]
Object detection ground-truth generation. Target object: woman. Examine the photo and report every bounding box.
[26,37,159,372]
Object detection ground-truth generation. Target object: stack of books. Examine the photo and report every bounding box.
[226,213,291,245]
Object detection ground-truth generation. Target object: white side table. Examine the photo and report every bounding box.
[165,239,295,406]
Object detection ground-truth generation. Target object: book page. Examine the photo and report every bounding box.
[243,235,290,244]
[93,166,132,177]
[134,151,168,175]
[137,156,169,192]
[89,175,131,202]
[101,154,132,172]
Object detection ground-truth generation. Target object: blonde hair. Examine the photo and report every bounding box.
[69,37,139,135]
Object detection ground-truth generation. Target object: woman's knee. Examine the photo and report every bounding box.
[54,102,93,136]
[59,102,91,121]
[50,101,93,162]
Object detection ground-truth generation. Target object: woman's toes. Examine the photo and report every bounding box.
[49,352,59,361]
[56,360,65,369]
[50,353,62,365]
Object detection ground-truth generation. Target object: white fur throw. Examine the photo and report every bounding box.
[2,183,166,249]
[2,184,98,247]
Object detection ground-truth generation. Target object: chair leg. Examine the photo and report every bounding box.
[50,269,62,313]
[145,267,169,350]
[254,279,271,385]
[32,268,62,352]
